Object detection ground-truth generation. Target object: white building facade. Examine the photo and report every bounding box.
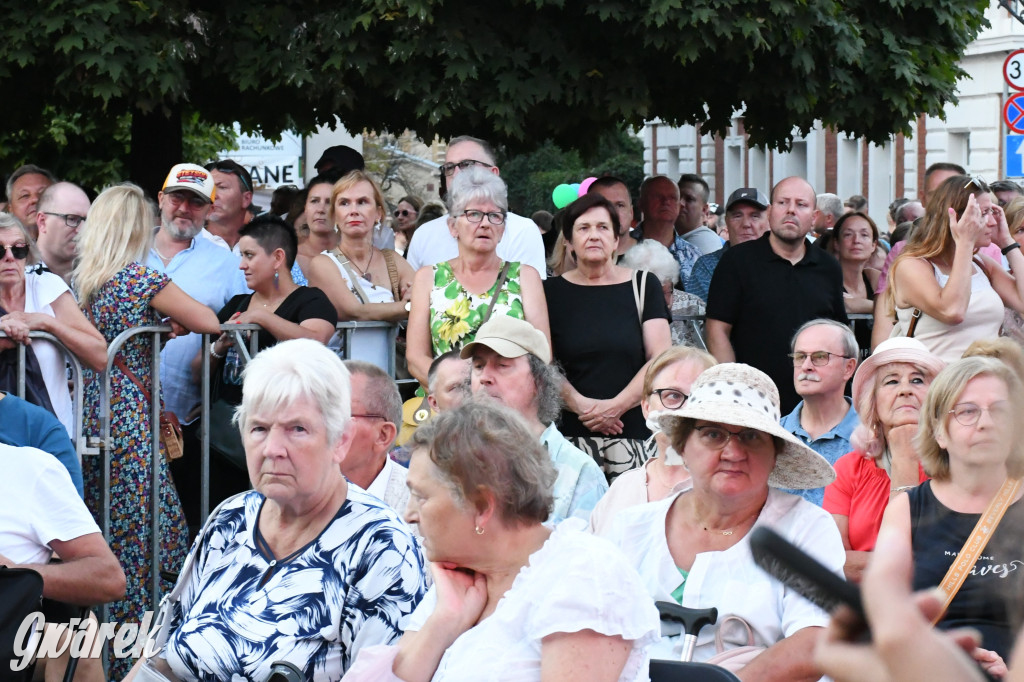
[643,1,1024,227]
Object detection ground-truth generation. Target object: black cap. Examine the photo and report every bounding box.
[313,145,365,175]
[725,188,769,211]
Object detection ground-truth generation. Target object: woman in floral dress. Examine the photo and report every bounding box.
[406,167,549,385]
[73,184,221,678]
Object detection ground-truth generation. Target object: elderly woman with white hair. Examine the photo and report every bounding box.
[128,338,426,682]
[406,167,549,386]
[621,239,707,349]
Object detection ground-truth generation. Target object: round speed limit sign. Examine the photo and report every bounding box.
[1006,50,1024,92]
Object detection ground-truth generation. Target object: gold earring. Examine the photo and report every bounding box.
[474,525,485,535]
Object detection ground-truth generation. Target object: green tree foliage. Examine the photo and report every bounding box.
[0,0,990,192]
[0,111,235,193]
[500,130,644,214]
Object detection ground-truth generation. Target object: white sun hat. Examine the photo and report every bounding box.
[656,363,836,490]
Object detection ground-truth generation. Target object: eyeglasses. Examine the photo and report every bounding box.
[948,401,1010,426]
[206,160,254,192]
[650,388,688,410]
[460,210,506,225]
[164,191,210,210]
[694,425,774,450]
[393,209,416,218]
[0,244,30,260]
[788,351,853,367]
[440,159,494,177]
[351,413,388,421]
[42,212,86,228]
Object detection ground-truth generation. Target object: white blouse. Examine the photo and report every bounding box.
[602,489,845,662]
[404,519,660,681]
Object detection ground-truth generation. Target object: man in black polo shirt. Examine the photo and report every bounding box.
[705,176,847,413]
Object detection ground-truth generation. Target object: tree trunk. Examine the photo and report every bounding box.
[129,107,183,200]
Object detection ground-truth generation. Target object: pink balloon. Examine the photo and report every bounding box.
[578,176,598,197]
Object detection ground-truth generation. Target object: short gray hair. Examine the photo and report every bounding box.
[410,399,556,524]
[428,350,468,395]
[6,164,56,205]
[235,339,351,445]
[791,318,859,360]
[344,360,402,443]
[816,193,843,219]
[445,166,508,216]
[620,239,680,285]
[0,212,41,265]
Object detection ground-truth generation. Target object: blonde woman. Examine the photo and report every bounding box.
[73,182,220,679]
[307,171,416,369]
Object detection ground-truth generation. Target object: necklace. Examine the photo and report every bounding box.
[693,508,756,537]
[338,247,375,287]
[154,246,175,263]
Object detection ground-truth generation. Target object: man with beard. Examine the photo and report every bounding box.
[147,163,246,423]
[705,176,847,413]
[780,319,859,506]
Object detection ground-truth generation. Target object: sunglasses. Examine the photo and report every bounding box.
[206,161,254,193]
[393,209,416,218]
[0,244,30,260]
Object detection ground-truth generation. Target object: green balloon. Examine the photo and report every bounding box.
[552,183,577,209]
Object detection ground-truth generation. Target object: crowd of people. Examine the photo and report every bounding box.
[3,141,1024,682]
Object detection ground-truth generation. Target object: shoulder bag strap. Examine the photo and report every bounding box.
[932,477,1022,623]
[335,250,371,305]
[85,305,153,403]
[906,308,922,338]
[632,269,648,325]
[382,248,402,301]
[481,262,512,327]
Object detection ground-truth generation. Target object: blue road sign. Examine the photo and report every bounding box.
[1008,135,1024,178]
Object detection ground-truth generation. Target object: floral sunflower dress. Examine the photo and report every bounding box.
[429,260,524,354]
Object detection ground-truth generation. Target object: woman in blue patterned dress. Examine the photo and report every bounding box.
[73,183,222,678]
[130,339,426,681]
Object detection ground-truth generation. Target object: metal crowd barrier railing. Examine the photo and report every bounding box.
[10,311,876,613]
[85,320,399,611]
[672,311,875,352]
[0,330,87,455]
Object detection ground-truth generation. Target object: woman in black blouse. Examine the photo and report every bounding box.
[192,214,337,511]
[543,193,671,481]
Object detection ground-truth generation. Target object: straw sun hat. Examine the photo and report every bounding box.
[656,363,835,490]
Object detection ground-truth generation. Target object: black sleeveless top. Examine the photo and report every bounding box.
[909,480,1024,659]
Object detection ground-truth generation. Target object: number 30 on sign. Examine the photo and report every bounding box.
[1005,50,1024,92]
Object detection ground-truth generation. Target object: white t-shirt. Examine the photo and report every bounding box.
[602,488,845,663]
[0,443,101,565]
[404,519,659,681]
[405,213,547,278]
[23,270,74,437]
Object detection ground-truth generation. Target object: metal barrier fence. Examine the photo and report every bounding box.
[0,330,87,455]
[5,313,873,613]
